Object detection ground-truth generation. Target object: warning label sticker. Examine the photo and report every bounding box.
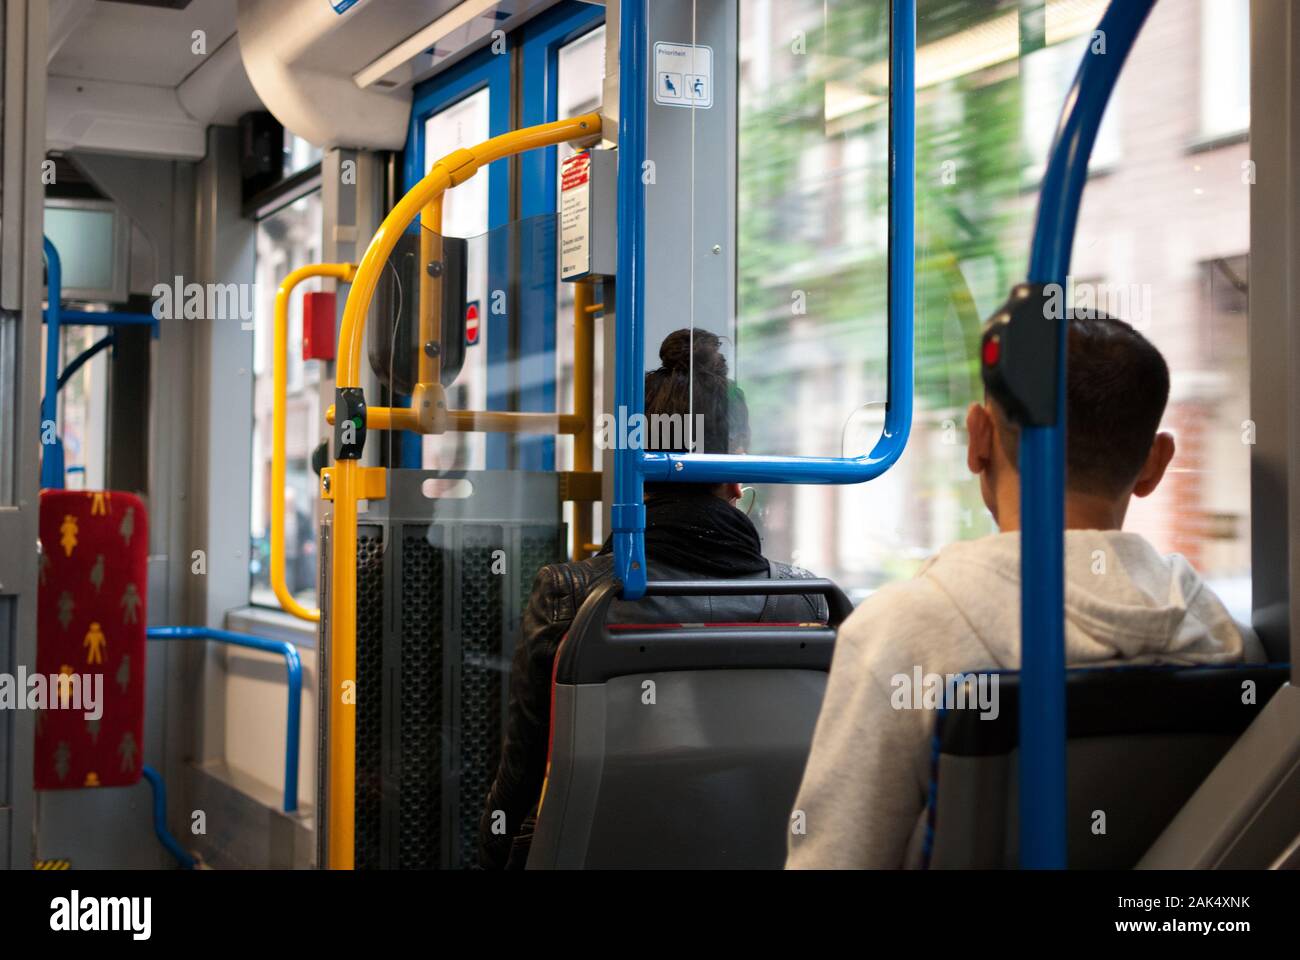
[654,41,713,109]
[561,151,592,280]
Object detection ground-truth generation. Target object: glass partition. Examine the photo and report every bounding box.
[353,217,570,869]
[367,214,567,475]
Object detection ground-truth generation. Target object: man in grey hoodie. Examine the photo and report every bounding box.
[787,314,1264,869]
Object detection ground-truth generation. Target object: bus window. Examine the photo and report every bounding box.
[731,0,1250,618]
[249,191,324,610]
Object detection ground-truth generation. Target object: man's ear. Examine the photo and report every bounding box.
[966,402,994,477]
[722,482,743,502]
[1132,431,1176,498]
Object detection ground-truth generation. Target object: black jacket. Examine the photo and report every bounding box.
[478,495,829,870]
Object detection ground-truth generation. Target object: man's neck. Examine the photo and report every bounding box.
[995,486,1128,532]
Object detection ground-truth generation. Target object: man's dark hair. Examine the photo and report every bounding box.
[991,313,1170,498]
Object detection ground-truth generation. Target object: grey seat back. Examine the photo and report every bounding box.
[919,665,1289,868]
[527,578,851,869]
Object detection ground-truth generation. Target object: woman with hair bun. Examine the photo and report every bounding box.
[480,327,829,869]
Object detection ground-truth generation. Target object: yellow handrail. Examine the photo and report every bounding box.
[572,278,597,561]
[271,262,357,624]
[324,404,585,435]
[326,112,601,870]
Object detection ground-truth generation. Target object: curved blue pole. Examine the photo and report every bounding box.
[41,237,65,490]
[141,765,197,869]
[1019,0,1156,869]
[146,627,303,813]
[612,0,916,598]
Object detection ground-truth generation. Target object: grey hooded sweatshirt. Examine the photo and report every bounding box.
[786,530,1264,869]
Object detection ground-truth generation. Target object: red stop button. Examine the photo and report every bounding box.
[465,302,480,346]
[982,334,1001,367]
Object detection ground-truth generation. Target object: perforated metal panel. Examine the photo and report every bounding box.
[320,470,562,869]
[355,527,385,870]
[398,528,443,869]
[457,528,504,868]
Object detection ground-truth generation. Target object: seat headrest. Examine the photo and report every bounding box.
[935,663,1289,757]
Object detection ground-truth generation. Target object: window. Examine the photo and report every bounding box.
[249,191,324,609]
[284,132,323,177]
[1199,0,1249,141]
[56,325,108,492]
[733,0,1251,617]
[1022,32,1122,180]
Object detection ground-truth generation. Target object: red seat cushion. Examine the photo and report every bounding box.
[34,490,147,790]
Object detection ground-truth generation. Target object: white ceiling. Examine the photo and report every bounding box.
[47,0,261,160]
[49,0,240,88]
[291,0,466,75]
[44,0,596,156]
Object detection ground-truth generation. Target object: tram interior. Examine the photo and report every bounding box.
[0,0,1294,872]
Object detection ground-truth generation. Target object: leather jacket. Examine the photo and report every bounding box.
[478,551,829,870]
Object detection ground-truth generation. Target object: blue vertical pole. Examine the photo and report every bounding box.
[613,0,649,599]
[1020,0,1156,868]
[41,237,65,490]
[888,0,915,457]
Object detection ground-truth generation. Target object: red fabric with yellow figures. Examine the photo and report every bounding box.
[35,490,147,790]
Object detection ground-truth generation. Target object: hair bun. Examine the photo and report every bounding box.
[659,328,728,378]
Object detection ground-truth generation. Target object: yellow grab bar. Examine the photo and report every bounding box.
[326,113,601,870]
[272,262,357,624]
[572,279,597,561]
[338,114,600,389]
[325,403,584,436]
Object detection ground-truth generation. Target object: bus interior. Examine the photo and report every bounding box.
[0,0,1295,882]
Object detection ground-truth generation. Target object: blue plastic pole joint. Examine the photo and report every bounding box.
[612,0,916,599]
[1015,0,1157,869]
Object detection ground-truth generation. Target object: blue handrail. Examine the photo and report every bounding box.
[41,238,64,490]
[146,626,303,813]
[612,0,916,599]
[40,236,159,491]
[44,308,159,333]
[141,765,197,869]
[1018,0,1157,868]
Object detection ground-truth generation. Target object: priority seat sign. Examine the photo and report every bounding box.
[654,41,713,109]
